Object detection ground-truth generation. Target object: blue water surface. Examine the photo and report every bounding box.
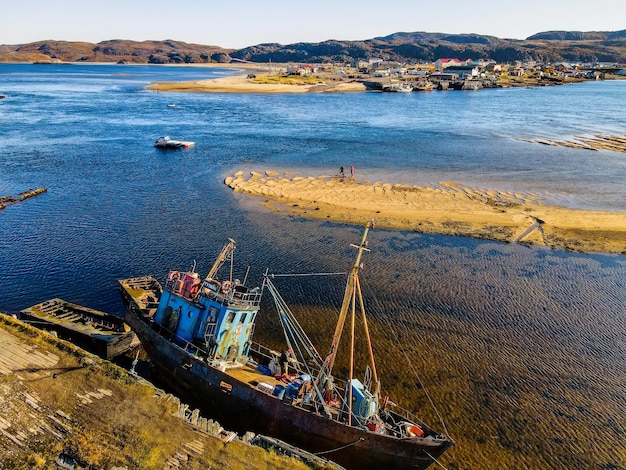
[0,64,624,467]
[0,62,624,311]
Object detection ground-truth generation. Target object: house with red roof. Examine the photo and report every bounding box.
[434,58,464,71]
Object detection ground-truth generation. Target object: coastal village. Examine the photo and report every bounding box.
[279,57,626,91]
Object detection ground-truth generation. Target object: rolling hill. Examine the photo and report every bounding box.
[1,30,625,64]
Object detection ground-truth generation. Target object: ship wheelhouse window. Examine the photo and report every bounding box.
[226,311,236,323]
[239,312,247,324]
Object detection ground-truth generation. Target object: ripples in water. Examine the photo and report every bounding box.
[0,64,624,468]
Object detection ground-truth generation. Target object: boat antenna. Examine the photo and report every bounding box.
[229,241,235,282]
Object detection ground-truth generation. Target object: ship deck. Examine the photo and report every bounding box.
[119,277,335,410]
[226,362,282,390]
[118,276,162,317]
[222,360,340,419]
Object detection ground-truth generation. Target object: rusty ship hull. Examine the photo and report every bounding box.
[121,277,453,470]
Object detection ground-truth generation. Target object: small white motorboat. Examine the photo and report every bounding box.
[154,136,195,149]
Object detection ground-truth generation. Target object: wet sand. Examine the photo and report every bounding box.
[225,171,626,254]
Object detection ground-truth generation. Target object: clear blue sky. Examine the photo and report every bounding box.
[1,0,623,48]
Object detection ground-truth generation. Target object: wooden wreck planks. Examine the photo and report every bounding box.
[0,187,47,211]
[520,133,626,153]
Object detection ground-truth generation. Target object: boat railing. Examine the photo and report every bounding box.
[381,400,435,433]
[164,278,262,309]
[225,287,263,309]
[144,315,209,359]
[248,341,275,362]
[200,284,263,309]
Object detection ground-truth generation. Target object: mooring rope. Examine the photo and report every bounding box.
[382,311,452,439]
[314,437,365,455]
[361,276,453,441]
[425,451,450,469]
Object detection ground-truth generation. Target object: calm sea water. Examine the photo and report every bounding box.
[0,64,624,468]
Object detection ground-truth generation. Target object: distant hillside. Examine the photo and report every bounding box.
[0,39,233,64]
[1,30,626,64]
[229,30,626,64]
[526,30,626,41]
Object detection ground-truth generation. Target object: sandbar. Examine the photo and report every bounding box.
[225,171,626,254]
[148,71,366,94]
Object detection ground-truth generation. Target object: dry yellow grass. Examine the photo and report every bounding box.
[148,72,366,94]
[0,314,322,470]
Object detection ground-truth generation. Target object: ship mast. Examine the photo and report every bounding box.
[316,220,379,424]
[204,238,236,282]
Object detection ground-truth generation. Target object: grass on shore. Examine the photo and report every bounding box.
[250,74,324,86]
[0,314,324,470]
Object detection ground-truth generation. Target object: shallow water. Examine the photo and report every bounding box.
[0,64,624,468]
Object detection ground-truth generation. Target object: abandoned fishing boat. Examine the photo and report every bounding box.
[119,223,454,469]
[19,298,139,359]
[154,136,195,149]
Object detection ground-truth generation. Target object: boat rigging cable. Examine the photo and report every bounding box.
[268,272,347,278]
[264,278,323,365]
[361,274,453,441]
[263,275,336,418]
[267,221,383,428]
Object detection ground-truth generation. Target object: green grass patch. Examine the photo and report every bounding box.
[251,74,323,85]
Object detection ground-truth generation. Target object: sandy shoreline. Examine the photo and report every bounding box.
[225,171,626,254]
[147,70,367,94]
